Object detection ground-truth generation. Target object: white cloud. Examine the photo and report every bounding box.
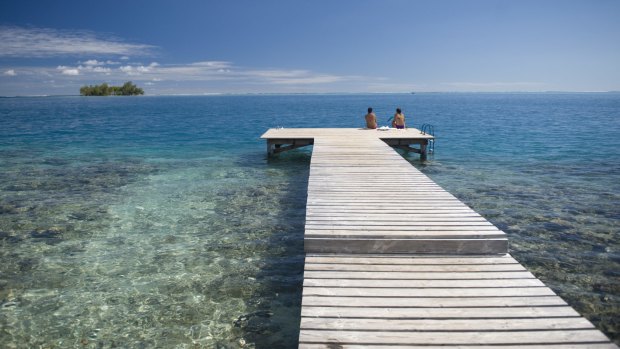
[119,65,137,75]
[4,59,393,94]
[190,61,231,69]
[272,75,344,84]
[61,69,80,76]
[0,26,155,57]
[57,65,79,75]
[82,59,104,66]
[98,61,364,88]
[3,69,16,76]
[244,69,345,84]
[135,62,160,73]
[440,81,546,91]
[29,61,361,88]
[93,67,111,73]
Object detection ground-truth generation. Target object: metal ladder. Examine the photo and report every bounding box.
[420,123,436,154]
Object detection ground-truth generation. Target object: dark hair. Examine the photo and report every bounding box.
[368,107,373,113]
[396,108,402,114]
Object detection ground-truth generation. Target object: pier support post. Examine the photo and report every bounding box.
[420,141,428,162]
[265,138,314,156]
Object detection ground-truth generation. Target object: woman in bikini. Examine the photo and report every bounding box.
[392,108,405,129]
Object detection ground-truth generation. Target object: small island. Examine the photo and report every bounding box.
[80,81,144,96]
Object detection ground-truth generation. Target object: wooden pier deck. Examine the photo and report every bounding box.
[261,128,617,348]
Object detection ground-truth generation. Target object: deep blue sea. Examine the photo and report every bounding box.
[1,93,619,347]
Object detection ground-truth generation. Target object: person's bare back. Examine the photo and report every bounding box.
[365,112,377,129]
[365,107,377,129]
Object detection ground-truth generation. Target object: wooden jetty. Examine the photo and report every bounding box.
[261,128,617,348]
[264,128,434,161]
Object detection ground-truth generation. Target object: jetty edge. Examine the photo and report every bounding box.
[262,127,434,161]
[261,127,618,348]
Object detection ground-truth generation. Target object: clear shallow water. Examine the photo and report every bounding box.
[0,93,619,347]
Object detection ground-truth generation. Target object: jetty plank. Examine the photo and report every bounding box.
[300,305,581,318]
[302,295,567,307]
[304,254,519,264]
[302,286,555,297]
[299,344,619,349]
[298,329,612,345]
[302,277,546,288]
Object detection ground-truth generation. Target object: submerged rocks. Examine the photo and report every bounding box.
[29,228,63,244]
[543,221,571,232]
[30,228,62,239]
[0,158,159,245]
[0,203,19,214]
[0,231,22,244]
[233,310,273,333]
[67,212,90,221]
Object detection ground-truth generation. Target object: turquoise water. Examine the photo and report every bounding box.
[0,93,618,347]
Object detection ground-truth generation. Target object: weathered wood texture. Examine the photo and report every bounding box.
[261,128,616,348]
[299,254,617,348]
[300,132,507,254]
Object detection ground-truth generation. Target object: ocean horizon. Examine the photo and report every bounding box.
[1,92,618,347]
[2,90,620,98]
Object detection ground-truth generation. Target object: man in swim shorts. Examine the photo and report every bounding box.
[365,107,378,129]
[392,108,405,129]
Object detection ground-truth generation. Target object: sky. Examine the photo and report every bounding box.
[0,0,619,95]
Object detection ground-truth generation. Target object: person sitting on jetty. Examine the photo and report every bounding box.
[365,107,378,129]
[392,108,406,129]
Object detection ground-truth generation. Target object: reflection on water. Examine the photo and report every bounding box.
[0,152,309,348]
